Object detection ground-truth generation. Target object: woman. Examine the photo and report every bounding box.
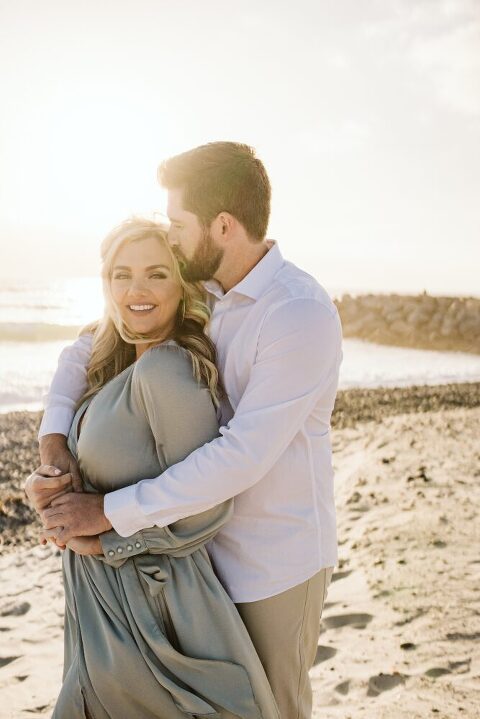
[36,218,279,719]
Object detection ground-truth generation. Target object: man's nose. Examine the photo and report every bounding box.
[167,229,178,247]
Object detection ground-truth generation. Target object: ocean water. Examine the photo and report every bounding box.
[1,278,480,413]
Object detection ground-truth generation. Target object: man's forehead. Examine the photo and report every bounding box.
[166,188,185,218]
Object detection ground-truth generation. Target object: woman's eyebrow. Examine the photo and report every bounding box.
[112,264,170,271]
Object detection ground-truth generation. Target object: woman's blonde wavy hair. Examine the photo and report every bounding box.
[78,217,221,407]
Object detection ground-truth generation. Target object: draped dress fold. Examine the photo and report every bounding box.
[52,342,279,719]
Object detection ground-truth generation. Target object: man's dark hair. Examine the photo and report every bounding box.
[158,141,271,242]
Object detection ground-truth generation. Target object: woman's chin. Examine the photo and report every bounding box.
[125,320,171,340]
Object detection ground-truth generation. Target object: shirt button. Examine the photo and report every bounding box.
[108,550,115,557]
[135,541,142,548]
[126,544,133,551]
[117,547,124,554]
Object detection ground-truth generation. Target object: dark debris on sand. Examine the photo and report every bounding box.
[1,382,479,551]
[332,381,480,429]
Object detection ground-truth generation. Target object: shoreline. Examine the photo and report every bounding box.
[1,381,479,553]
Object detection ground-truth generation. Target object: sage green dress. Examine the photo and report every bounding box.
[53,342,279,719]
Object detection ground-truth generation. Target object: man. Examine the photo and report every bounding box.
[27,141,342,719]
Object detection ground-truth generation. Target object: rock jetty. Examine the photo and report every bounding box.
[335,293,480,353]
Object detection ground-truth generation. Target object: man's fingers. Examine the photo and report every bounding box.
[49,493,72,507]
[41,509,67,528]
[40,527,60,540]
[42,515,63,530]
[69,463,84,493]
[31,472,72,491]
[37,465,63,477]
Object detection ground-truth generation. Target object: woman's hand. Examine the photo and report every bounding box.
[40,528,102,556]
[66,535,102,555]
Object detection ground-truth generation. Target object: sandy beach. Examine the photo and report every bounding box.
[1,383,479,718]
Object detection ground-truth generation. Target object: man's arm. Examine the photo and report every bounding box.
[28,334,93,508]
[38,333,93,439]
[105,298,342,537]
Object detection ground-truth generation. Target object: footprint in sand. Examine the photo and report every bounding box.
[367,672,406,696]
[323,601,339,610]
[448,659,471,673]
[425,667,451,678]
[0,656,19,668]
[446,631,480,641]
[425,659,471,678]
[24,705,49,713]
[334,680,350,695]
[0,601,31,617]
[314,645,337,665]
[322,613,373,630]
[331,570,352,583]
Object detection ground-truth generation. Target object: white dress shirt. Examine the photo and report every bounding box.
[39,243,342,602]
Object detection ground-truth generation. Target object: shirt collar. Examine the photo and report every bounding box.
[203,241,284,302]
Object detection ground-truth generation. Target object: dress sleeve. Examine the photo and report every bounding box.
[99,343,232,563]
[131,343,220,467]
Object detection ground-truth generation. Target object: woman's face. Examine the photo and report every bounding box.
[110,236,182,340]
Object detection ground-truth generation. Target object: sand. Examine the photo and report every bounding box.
[0,384,479,718]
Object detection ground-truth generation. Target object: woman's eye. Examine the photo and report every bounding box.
[150,272,167,279]
[113,273,129,280]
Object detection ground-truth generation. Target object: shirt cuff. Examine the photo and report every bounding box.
[99,529,148,564]
[104,483,153,537]
[38,406,76,439]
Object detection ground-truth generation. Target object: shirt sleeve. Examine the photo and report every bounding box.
[105,299,343,537]
[38,334,93,438]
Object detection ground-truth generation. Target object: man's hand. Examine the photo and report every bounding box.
[39,433,83,492]
[40,493,112,545]
[25,466,74,513]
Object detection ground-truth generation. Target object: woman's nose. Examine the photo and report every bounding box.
[127,278,148,294]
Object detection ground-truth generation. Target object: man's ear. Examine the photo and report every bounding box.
[212,212,236,242]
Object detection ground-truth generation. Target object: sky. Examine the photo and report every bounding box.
[0,0,479,296]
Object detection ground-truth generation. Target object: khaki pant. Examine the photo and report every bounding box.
[236,567,334,719]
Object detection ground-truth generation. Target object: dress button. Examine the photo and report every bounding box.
[108,550,115,557]
[117,547,124,554]
[126,544,133,551]
[135,541,142,548]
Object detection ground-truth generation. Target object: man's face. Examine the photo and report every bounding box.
[166,188,224,282]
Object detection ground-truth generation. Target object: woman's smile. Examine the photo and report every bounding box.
[127,303,157,314]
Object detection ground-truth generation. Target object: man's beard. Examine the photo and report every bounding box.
[176,229,224,282]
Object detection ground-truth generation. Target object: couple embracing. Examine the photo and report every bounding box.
[26,141,342,719]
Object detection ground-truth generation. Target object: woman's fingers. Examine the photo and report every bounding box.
[39,526,66,550]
